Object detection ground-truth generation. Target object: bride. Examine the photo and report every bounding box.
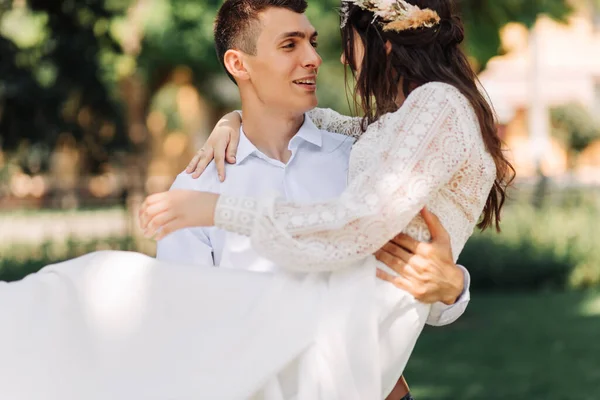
[0,1,513,399]
[141,0,512,397]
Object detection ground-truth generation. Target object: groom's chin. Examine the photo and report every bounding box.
[300,96,319,113]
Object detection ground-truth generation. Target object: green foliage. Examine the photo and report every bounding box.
[137,0,223,94]
[3,189,599,291]
[0,0,575,169]
[551,102,600,155]
[459,195,600,292]
[136,0,575,108]
[459,231,575,291]
[0,236,135,282]
[0,0,131,172]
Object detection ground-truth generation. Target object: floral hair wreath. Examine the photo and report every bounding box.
[341,0,441,32]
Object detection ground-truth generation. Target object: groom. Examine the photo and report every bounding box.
[158,0,470,399]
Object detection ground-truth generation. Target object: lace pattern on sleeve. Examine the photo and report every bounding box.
[307,108,364,140]
[216,84,479,272]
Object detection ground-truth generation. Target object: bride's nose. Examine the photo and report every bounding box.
[340,52,347,65]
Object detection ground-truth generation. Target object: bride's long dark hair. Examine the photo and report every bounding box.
[341,0,515,232]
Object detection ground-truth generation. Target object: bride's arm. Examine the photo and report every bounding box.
[187,111,242,180]
[307,108,364,139]
[215,84,478,272]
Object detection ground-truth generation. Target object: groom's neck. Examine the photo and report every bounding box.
[240,101,304,164]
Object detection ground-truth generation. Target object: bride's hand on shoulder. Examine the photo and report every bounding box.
[186,111,242,181]
[139,190,220,240]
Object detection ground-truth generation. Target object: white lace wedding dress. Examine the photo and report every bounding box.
[0,82,496,400]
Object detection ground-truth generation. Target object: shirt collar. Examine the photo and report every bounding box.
[290,114,323,149]
[235,127,259,164]
[235,114,323,163]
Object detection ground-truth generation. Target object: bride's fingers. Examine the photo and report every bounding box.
[154,219,186,241]
[144,211,176,238]
[139,206,156,231]
[139,193,171,228]
[139,201,152,228]
[186,152,202,174]
[226,132,239,164]
[143,191,170,207]
[376,268,414,294]
[213,140,229,182]
[140,201,170,231]
[376,268,395,283]
[192,147,214,179]
[139,209,149,230]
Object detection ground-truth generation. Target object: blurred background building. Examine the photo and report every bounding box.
[481,4,600,180]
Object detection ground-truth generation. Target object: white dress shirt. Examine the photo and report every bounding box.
[157,115,470,326]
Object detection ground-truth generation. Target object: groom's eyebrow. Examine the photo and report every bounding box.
[277,30,319,41]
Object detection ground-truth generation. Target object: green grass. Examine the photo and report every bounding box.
[405,291,600,399]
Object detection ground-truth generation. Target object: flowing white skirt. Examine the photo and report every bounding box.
[0,251,429,400]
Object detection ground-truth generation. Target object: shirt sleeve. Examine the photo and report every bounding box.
[156,228,214,266]
[156,174,215,266]
[307,108,364,139]
[426,265,471,326]
[215,84,475,272]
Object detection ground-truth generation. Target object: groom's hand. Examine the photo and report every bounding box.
[374,208,464,305]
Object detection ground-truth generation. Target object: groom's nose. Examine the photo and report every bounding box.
[302,45,322,70]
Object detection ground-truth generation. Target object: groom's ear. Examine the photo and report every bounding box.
[223,49,250,82]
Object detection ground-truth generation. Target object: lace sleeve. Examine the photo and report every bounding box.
[215,84,476,272]
[307,108,364,139]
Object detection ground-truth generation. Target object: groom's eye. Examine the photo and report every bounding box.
[282,42,296,49]
[311,41,319,48]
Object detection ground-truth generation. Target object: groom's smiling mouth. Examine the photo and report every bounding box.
[293,76,317,90]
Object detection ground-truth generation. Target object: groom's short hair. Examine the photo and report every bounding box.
[214,0,308,83]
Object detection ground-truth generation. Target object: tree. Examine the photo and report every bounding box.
[0,0,575,174]
[0,0,134,176]
[134,0,575,113]
[551,103,600,169]
[460,0,573,70]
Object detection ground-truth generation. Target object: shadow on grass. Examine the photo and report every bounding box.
[405,291,600,400]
